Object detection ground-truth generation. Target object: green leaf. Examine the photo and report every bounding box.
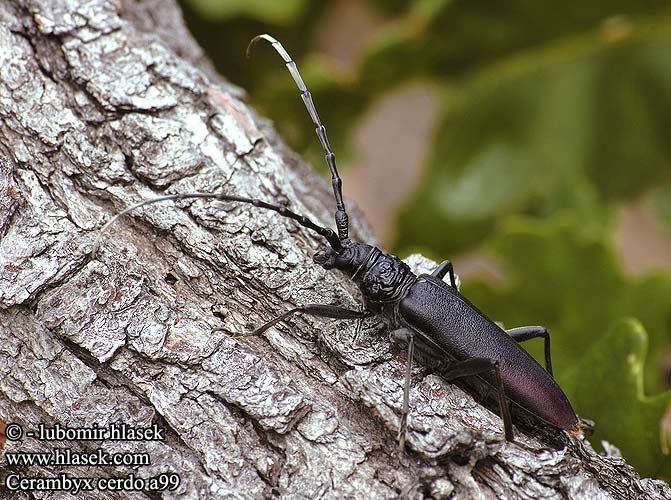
[363,2,671,80]
[185,0,307,24]
[560,320,671,481]
[652,185,671,229]
[395,18,671,255]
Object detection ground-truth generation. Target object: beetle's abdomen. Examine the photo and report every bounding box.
[399,277,578,430]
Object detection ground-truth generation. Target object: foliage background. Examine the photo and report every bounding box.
[178,0,670,481]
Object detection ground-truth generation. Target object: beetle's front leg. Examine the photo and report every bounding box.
[237,304,373,336]
[506,326,553,376]
[390,328,416,451]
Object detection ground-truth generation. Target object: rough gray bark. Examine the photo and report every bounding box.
[0,1,668,499]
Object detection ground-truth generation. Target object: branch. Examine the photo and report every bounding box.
[0,1,668,498]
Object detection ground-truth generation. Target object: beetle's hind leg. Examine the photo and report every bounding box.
[441,358,515,442]
[238,304,372,336]
[390,328,416,451]
[506,326,553,376]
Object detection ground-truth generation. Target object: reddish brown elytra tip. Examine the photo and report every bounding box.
[567,418,594,439]
[567,427,582,438]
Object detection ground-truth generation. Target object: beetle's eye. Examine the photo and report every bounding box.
[313,251,334,269]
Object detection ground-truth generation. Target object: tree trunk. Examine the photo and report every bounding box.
[0,1,668,499]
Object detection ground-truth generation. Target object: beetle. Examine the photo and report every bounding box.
[97,34,579,449]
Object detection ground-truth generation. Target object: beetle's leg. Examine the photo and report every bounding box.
[506,326,553,376]
[242,304,372,336]
[352,304,366,344]
[441,358,514,442]
[390,328,416,451]
[431,260,456,288]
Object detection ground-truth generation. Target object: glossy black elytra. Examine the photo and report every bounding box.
[98,34,579,450]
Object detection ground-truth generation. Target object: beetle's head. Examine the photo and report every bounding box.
[313,240,374,276]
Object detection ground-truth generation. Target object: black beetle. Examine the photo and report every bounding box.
[98,34,579,449]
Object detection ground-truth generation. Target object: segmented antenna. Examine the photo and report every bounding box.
[93,193,343,255]
[247,34,350,244]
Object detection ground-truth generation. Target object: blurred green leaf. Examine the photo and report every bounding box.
[395,18,671,255]
[362,2,671,80]
[560,319,671,481]
[185,0,307,23]
[352,4,671,123]
[652,186,671,229]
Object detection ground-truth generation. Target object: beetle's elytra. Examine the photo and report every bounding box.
[98,34,579,450]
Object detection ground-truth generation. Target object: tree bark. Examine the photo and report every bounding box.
[0,1,668,499]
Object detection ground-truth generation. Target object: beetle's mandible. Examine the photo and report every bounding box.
[97,34,579,450]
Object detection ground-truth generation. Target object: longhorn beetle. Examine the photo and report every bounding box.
[97,34,579,449]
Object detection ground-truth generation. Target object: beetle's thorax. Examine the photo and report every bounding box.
[314,241,416,305]
[356,248,416,304]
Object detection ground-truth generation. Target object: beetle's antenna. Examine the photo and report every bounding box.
[247,34,350,245]
[92,192,343,256]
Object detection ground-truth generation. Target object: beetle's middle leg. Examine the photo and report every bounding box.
[243,304,372,336]
[440,358,514,441]
[506,326,553,376]
[389,328,417,451]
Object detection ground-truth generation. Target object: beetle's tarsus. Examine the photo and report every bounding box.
[397,412,408,452]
